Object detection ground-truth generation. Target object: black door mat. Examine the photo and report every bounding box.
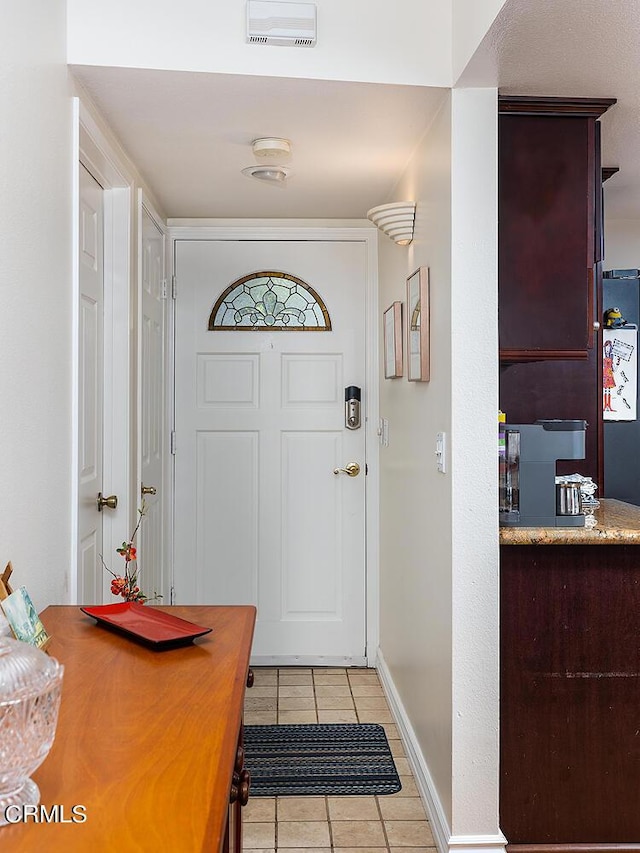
[243,723,402,797]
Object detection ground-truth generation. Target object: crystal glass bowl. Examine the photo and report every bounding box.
[0,636,63,823]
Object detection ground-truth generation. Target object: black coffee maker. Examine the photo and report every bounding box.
[499,419,587,527]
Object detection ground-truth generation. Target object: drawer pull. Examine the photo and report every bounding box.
[230,772,240,804]
[235,745,245,773]
[229,769,251,806]
[239,768,251,806]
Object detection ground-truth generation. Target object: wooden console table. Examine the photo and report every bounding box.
[3,605,256,852]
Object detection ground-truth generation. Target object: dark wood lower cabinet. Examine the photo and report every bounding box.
[501,545,640,848]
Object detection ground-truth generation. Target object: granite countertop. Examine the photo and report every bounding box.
[499,498,640,545]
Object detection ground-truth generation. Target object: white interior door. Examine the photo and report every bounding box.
[139,203,166,601]
[174,239,367,663]
[77,164,104,604]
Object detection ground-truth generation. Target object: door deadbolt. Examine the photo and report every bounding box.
[345,386,361,430]
[333,462,361,477]
[97,492,118,512]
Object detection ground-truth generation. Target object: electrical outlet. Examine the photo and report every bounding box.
[435,432,446,473]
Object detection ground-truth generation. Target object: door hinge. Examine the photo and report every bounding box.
[170,586,175,605]
[171,275,177,299]
[161,278,168,299]
[365,463,369,475]
[170,431,176,455]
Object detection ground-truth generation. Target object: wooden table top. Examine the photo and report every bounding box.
[2,605,256,852]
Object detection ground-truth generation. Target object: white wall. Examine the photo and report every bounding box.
[0,1,74,610]
[604,219,640,270]
[452,0,508,83]
[378,91,454,823]
[67,0,451,87]
[378,87,500,848]
[0,3,168,613]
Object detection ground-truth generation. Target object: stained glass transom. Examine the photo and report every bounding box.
[208,271,332,331]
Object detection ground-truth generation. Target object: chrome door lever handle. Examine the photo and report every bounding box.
[333,462,360,477]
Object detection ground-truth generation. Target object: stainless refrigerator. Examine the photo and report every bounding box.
[603,269,640,505]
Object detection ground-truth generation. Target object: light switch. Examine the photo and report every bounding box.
[435,432,446,473]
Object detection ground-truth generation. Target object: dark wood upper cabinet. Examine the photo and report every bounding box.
[498,97,615,484]
[499,97,615,361]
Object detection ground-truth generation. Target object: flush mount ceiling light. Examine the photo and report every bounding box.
[252,137,291,158]
[242,165,291,184]
[366,202,416,246]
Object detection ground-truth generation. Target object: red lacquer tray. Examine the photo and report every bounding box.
[80,602,212,649]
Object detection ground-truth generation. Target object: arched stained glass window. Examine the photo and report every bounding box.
[208,271,332,331]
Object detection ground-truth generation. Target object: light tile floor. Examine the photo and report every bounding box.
[243,668,436,852]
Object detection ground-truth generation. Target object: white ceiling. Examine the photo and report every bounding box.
[459,0,640,220]
[72,0,640,222]
[72,65,447,219]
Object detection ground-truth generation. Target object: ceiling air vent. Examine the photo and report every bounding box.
[246,0,317,47]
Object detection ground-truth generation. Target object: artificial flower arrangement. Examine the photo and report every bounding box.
[102,501,160,603]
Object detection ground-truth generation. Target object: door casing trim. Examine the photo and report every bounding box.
[167,225,380,664]
[72,97,134,603]
[137,191,171,602]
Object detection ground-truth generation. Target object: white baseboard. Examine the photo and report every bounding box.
[448,836,508,853]
[376,650,507,853]
[376,649,452,853]
[251,655,368,667]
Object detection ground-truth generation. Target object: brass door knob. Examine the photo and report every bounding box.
[96,493,118,512]
[141,485,157,496]
[333,462,360,477]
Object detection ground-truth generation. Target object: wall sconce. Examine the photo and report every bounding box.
[366,202,416,246]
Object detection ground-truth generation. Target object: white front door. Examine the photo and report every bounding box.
[174,239,367,663]
[77,164,104,604]
[139,203,166,601]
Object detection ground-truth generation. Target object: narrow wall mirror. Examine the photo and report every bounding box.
[406,267,430,381]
